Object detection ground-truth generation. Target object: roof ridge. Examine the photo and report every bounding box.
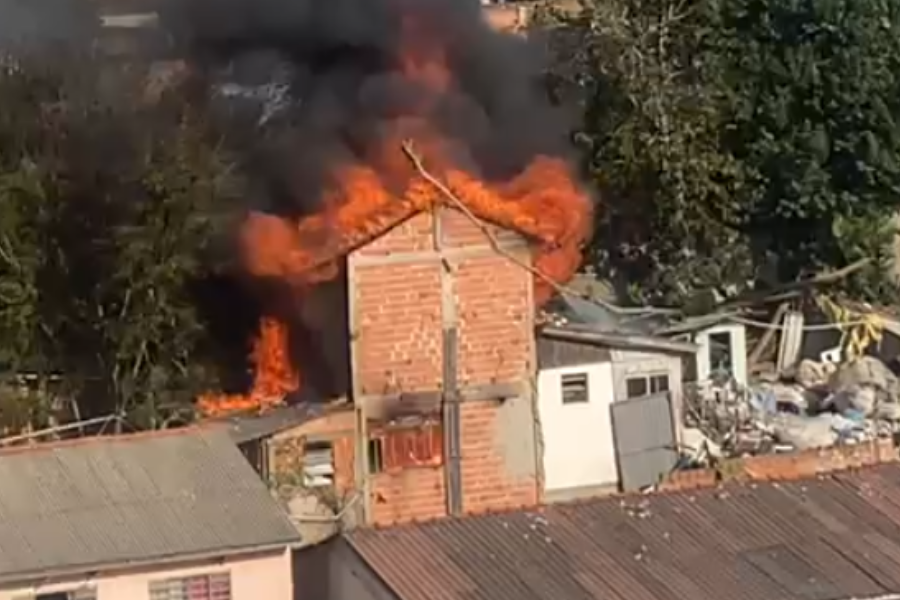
[0,424,210,457]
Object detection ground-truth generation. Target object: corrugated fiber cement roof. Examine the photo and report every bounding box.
[0,428,300,583]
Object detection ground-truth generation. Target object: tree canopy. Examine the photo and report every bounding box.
[3,0,900,432]
[546,0,900,304]
[0,54,243,431]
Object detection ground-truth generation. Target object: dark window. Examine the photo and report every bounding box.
[650,374,670,394]
[238,440,266,476]
[36,592,96,600]
[368,437,384,474]
[149,573,231,600]
[626,376,648,398]
[561,372,589,404]
[708,331,734,377]
[626,374,670,399]
[303,440,335,489]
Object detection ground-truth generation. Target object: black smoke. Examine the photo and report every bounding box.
[159,0,572,218]
[159,0,577,403]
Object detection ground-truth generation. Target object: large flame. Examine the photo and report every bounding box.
[198,10,593,418]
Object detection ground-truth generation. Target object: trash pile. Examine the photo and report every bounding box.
[682,356,900,464]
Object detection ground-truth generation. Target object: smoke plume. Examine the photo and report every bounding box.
[161,0,594,413]
[161,0,573,216]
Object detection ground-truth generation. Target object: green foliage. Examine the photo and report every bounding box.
[713,0,900,295]
[542,0,754,305]
[0,55,242,430]
[547,0,900,303]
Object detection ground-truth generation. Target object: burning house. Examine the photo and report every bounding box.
[174,0,593,526]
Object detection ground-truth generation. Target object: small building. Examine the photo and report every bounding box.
[537,317,698,496]
[293,451,900,600]
[0,428,301,600]
[659,314,749,387]
[209,403,360,546]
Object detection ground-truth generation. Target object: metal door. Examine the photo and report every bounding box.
[611,392,677,491]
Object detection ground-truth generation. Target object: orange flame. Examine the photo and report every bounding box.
[198,8,593,417]
[197,317,299,417]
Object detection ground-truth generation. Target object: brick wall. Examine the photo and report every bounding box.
[661,439,898,492]
[370,467,446,524]
[268,409,357,497]
[352,213,442,397]
[459,401,538,514]
[349,207,539,525]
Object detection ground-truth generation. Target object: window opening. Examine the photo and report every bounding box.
[561,372,589,404]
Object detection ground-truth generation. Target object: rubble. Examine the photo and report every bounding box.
[829,355,900,403]
[682,354,900,464]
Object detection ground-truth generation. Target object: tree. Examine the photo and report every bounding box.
[541,0,754,306]
[0,54,242,431]
[712,0,900,299]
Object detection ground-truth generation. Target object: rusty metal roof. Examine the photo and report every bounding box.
[347,464,900,600]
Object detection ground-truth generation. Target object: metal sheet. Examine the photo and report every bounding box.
[611,392,677,491]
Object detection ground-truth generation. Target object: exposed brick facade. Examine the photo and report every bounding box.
[349,207,539,525]
[660,439,898,492]
[267,409,357,497]
[458,401,537,514]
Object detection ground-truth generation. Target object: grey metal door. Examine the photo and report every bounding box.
[611,392,677,491]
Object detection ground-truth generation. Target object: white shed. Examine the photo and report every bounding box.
[536,326,699,499]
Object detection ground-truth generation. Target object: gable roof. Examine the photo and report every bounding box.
[346,463,900,600]
[242,156,591,303]
[0,428,301,584]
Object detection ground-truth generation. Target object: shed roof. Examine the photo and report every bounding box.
[207,402,325,444]
[346,463,900,600]
[0,428,301,584]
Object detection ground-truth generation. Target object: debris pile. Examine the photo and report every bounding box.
[682,355,900,464]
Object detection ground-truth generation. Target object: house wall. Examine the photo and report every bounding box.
[267,409,357,495]
[367,398,538,525]
[261,409,358,544]
[537,362,618,497]
[348,208,540,525]
[610,349,684,439]
[0,549,292,600]
[293,539,397,600]
[610,349,683,400]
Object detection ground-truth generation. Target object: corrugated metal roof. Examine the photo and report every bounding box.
[346,464,900,600]
[0,428,301,583]
[208,403,324,444]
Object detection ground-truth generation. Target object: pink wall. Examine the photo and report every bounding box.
[0,548,293,600]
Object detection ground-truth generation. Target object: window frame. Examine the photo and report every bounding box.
[302,439,336,489]
[148,571,232,600]
[560,371,590,404]
[367,422,443,475]
[708,330,735,377]
[30,591,96,600]
[625,372,671,399]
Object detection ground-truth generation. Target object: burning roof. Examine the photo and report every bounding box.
[173,0,594,416]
